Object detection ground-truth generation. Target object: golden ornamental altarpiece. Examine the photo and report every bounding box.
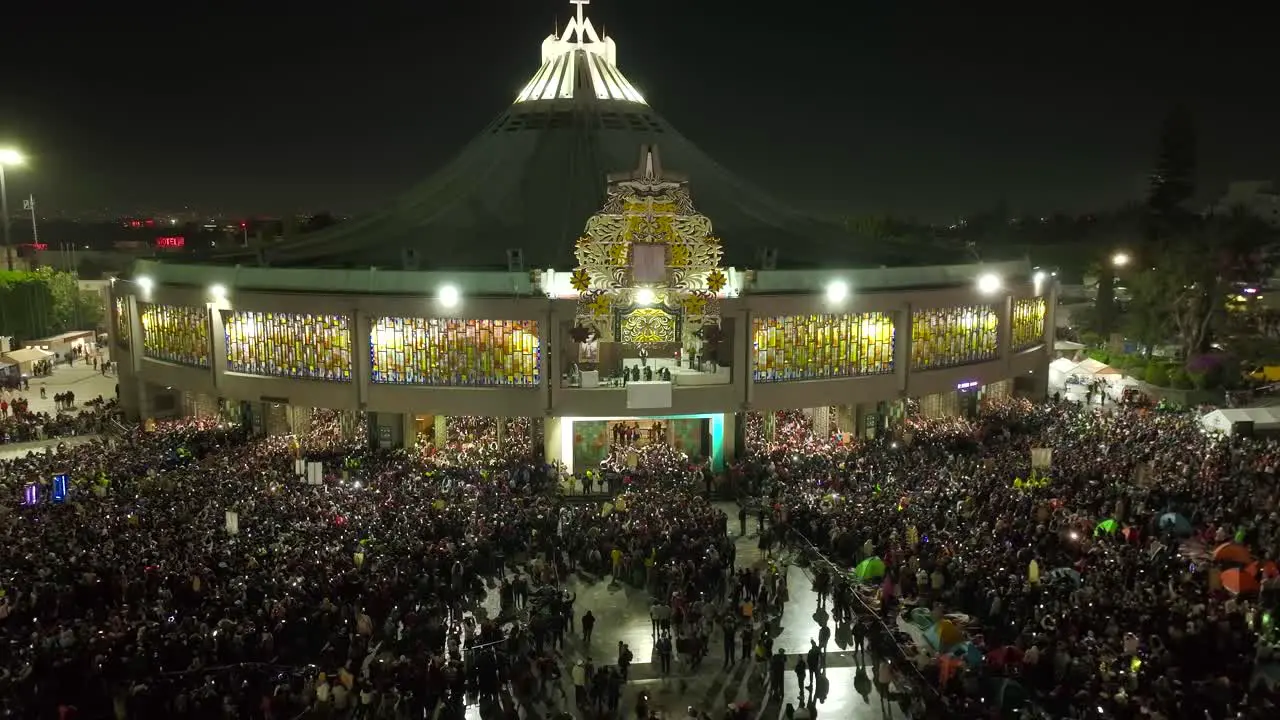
[571,147,726,346]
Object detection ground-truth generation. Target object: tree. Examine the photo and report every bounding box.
[1123,269,1177,356]
[1147,105,1197,223]
[1162,211,1275,358]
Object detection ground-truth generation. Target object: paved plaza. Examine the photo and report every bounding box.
[0,359,117,460]
[468,501,901,720]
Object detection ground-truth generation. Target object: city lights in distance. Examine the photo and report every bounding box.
[976,273,1002,294]
[438,284,460,308]
[825,279,849,303]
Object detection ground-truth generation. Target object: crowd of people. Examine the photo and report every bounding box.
[0,386,114,445]
[5,383,1280,719]
[739,399,1279,719]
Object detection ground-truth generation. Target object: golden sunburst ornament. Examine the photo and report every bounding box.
[706,269,727,293]
[570,268,591,293]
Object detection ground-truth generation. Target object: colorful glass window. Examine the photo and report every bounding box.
[114,297,131,349]
[751,312,895,382]
[1012,297,1047,350]
[140,303,210,367]
[224,311,352,381]
[911,305,999,370]
[370,317,540,387]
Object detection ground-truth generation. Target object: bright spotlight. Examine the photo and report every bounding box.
[1112,252,1130,267]
[825,279,849,303]
[634,287,655,306]
[976,273,1002,294]
[1033,271,1046,284]
[0,148,24,166]
[209,283,227,300]
[136,276,154,293]
[438,284,460,308]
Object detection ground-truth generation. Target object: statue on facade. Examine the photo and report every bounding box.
[659,367,671,381]
[631,365,641,382]
[643,365,653,381]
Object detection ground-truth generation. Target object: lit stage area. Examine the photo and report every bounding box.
[547,413,728,475]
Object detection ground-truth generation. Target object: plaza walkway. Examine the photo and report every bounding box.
[466,500,901,720]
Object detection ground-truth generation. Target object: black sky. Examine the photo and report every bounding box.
[2,2,1276,221]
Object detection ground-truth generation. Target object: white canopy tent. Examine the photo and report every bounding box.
[1072,358,1120,377]
[1201,408,1280,435]
[1049,358,1082,387]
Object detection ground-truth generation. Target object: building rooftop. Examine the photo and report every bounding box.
[228,1,953,272]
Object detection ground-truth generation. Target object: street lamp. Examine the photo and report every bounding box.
[1111,252,1130,268]
[0,148,25,271]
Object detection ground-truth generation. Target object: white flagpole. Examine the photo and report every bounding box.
[23,195,37,246]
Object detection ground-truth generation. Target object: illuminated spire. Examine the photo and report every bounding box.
[515,0,646,104]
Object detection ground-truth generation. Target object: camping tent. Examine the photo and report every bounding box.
[1201,408,1280,436]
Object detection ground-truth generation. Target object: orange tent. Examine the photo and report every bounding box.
[1212,542,1254,565]
[1221,568,1260,595]
[1246,560,1280,579]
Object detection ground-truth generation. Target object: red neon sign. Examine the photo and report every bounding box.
[29,243,47,251]
[155,236,185,248]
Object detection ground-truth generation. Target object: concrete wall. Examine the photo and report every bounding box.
[109,277,1056,421]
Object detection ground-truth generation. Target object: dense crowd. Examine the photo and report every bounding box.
[0,407,742,720]
[7,386,1280,719]
[739,400,1279,719]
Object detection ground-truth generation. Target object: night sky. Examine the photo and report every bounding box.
[3,2,1276,221]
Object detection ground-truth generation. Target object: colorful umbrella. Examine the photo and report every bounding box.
[854,556,886,581]
[1212,542,1254,565]
[1157,512,1193,536]
[1246,560,1280,579]
[1221,568,1260,595]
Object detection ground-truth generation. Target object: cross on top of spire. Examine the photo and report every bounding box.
[570,0,589,46]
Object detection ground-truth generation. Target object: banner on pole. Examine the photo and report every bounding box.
[225,510,239,535]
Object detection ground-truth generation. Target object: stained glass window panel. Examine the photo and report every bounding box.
[751,312,894,382]
[370,317,540,387]
[911,304,999,370]
[140,303,210,367]
[224,311,352,381]
[1012,297,1047,350]
[114,297,131,349]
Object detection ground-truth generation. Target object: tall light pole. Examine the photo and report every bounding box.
[0,149,26,271]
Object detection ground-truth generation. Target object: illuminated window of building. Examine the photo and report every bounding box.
[140,303,210,367]
[114,297,131,349]
[370,318,540,387]
[1012,297,1047,350]
[751,312,895,382]
[911,305,999,370]
[224,311,352,381]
